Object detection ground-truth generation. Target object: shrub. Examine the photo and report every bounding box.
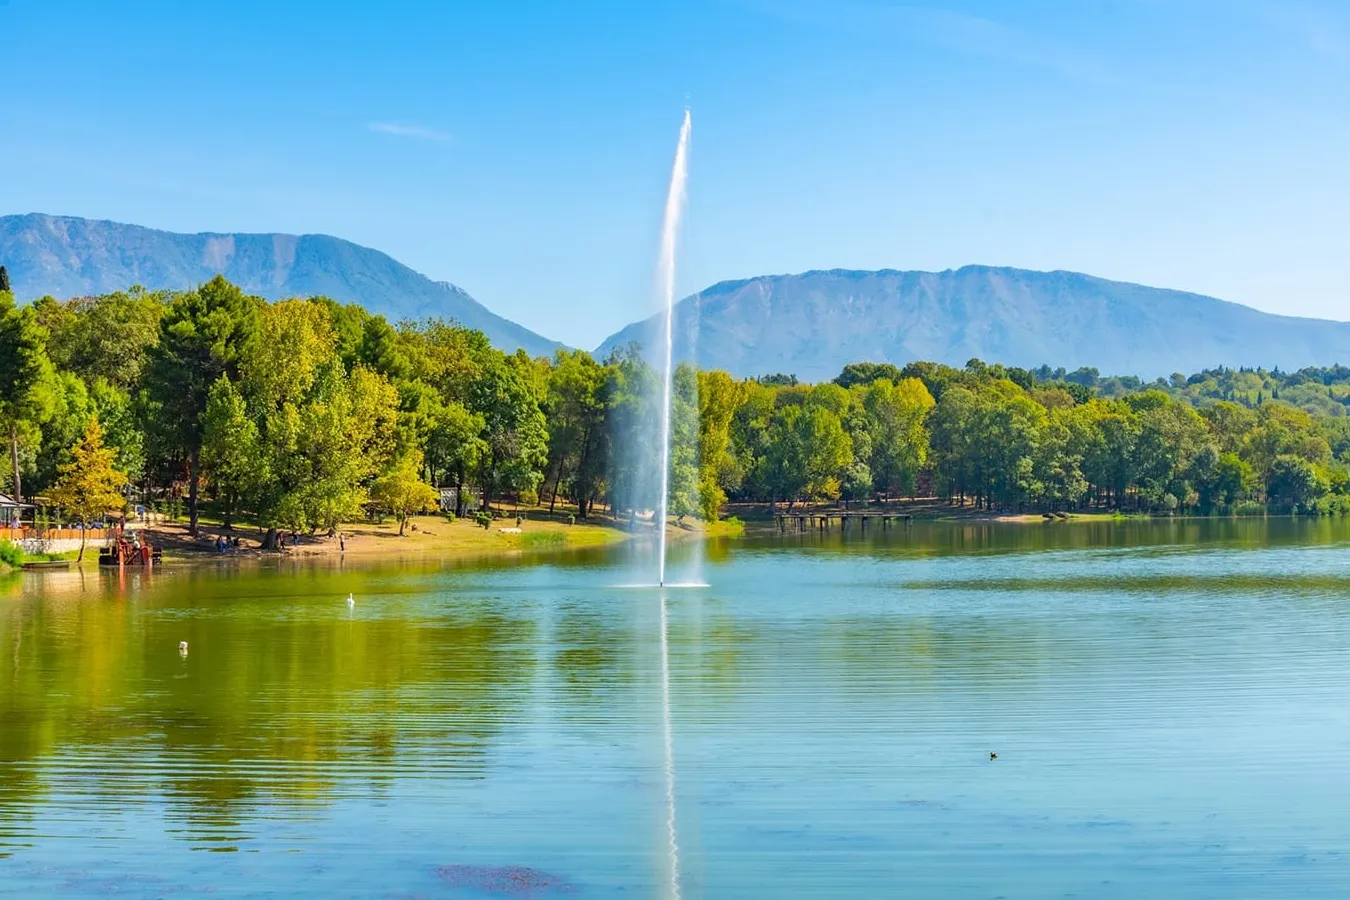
[1308,495,1350,517]
[520,530,565,549]
[474,511,492,530]
[721,516,746,537]
[1233,500,1267,517]
[567,514,576,526]
[444,512,456,524]
[0,540,23,569]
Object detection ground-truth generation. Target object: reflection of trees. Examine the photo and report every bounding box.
[0,566,536,848]
[551,606,635,714]
[749,515,1350,558]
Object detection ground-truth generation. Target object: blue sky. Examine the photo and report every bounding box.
[2,0,1348,347]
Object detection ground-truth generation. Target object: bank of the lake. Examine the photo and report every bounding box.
[136,509,745,566]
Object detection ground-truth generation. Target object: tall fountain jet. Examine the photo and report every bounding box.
[656,109,692,588]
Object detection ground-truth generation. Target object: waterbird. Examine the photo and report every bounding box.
[178,641,188,653]
[346,593,354,608]
[989,752,997,761]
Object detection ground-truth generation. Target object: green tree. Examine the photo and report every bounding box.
[860,377,934,498]
[0,290,56,504]
[761,404,808,507]
[834,362,904,389]
[1266,454,1326,513]
[543,350,609,515]
[1191,446,1253,511]
[371,450,440,535]
[201,376,263,530]
[928,384,979,504]
[471,353,549,509]
[0,266,9,293]
[666,363,701,521]
[89,379,146,486]
[428,402,487,517]
[32,371,92,493]
[796,404,853,502]
[760,403,852,506]
[47,418,128,562]
[35,288,165,389]
[143,276,258,536]
[696,370,747,521]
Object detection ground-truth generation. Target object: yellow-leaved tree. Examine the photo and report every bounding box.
[371,450,439,536]
[49,418,128,561]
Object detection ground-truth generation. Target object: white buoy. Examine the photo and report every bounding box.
[346,593,354,608]
[178,641,188,653]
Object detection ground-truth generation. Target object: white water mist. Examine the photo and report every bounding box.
[656,109,692,588]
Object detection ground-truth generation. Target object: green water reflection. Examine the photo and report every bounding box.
[2,519,1350,896]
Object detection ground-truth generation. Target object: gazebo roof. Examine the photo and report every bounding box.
[0,493,35,509]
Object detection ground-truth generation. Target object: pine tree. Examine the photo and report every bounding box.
[48,418,128,561]
[0,266,10,293]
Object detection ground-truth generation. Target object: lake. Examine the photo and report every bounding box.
[4,518,1350,897]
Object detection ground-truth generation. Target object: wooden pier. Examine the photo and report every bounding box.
[773,512,912,532]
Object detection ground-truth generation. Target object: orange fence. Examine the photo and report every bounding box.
[2,528,111,543]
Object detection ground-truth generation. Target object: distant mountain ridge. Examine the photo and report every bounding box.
[0,213,560,357]
[596,266,1350,379]
[9,214,1347,378]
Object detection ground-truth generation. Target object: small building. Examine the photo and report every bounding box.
[439,486,482,514]
[1,493,33,529]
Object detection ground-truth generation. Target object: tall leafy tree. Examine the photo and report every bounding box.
[48,418,128,562]
[35,288,165,389]
[666,363,701,521]
[201,376,263,530]
[859,377,934,498]
[696,370,747,521]
[471,353,549,509]
[32,372,92,494]
[428,402,487,517]
[143,276,258,535]
[0,290,55,504]
[544,349,610,516]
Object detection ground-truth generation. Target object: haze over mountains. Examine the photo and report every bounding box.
[597,268,1350,380]
[0,214,561,358]
[5,213,1349,379]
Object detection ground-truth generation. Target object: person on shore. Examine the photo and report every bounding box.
[339,533,346,553]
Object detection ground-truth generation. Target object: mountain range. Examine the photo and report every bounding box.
[598,267,1350,379]
[4,213,1350,379]
[0,213,560,358]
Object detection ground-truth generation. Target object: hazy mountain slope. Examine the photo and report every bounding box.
[596,266,1350,380]
[0,213,561,356]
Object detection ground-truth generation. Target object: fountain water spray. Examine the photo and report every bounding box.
[656,109,692,588]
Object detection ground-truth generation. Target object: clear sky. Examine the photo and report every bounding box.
[3,0,1348,347]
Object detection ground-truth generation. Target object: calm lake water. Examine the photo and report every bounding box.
[5,519,1350,897]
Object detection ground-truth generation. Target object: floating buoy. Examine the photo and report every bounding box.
[179,641,188,653]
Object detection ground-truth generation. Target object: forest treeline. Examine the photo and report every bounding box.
[6,275,1350,541]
